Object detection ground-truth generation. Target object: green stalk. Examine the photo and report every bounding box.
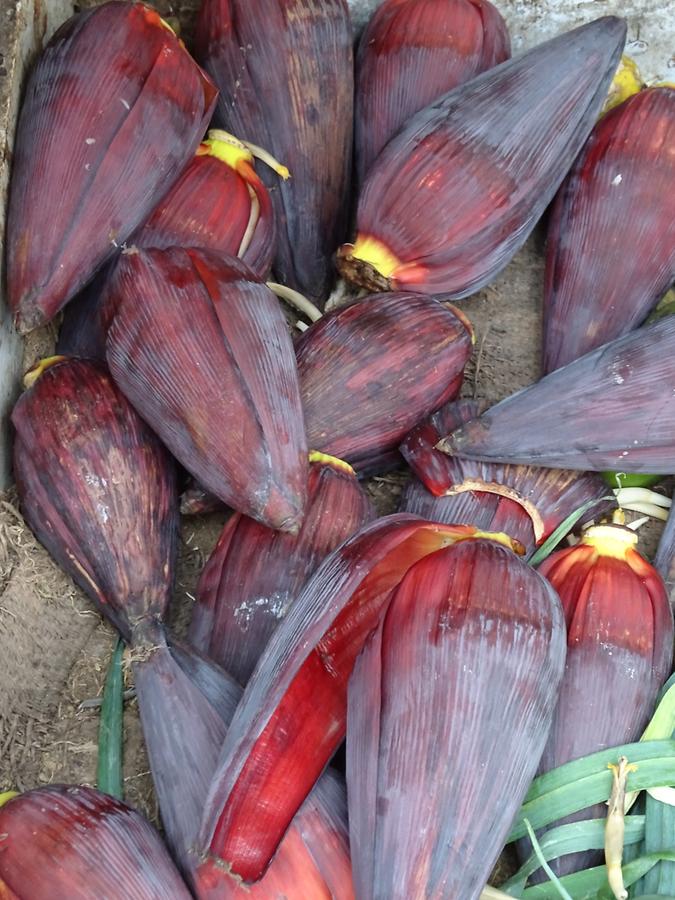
[97,637,125,800]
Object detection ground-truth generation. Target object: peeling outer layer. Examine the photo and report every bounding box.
[401,398,610,549]
[337,16,626,297]
[11,357,178,643]
[190,455,375,685]
[197,515,521,883]
[167,640,355,898]
[400,477,537,553]
[6,1,217,333]
[439,316,675,473]
[194,0,353,305]
[134,627,355,894]
[543,86,675,373]
[347,540,566,900]
[195,780,355,900]
[354,0,510,185]
[106,247,308,532]
[0,786,191,899]
[530,525,674,879]
[297,293,472,465]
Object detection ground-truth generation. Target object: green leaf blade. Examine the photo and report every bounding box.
[521,852,675,900]
[502,816,645,896]
[508,740,675,842]
[528,497,613,567]
[97,637,125,800]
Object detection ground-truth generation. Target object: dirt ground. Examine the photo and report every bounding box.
[0,0,671,876]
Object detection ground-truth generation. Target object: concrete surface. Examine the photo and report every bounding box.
[349,0,675,82]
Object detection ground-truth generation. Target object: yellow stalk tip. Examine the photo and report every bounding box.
[602,55,643,115]
[308,450,355,476]
[243,139,290,180]
[201,131,290,180]
[438,528,524,555]
[0,791,19,807]
[158,14,177,35]
[350,235,403,280]
[23,355,66,389]
[581,523,638,558]
[198,130,254,172]
[473,530,526,555]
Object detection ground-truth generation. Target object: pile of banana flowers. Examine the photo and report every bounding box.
[4,0,675,898]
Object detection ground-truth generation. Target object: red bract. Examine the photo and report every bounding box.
[0,786,191,899]
[297,293,472,466]
[6,1,216,333]
[348,540,566,899]
[440,316,675,473]
[337,17,626,298]
[196,515,520,883]
[531,523,673,877]
[544,86,675,373]
[12,357,177,642]
[355,0,510,183]
[106,247,308,532]
[194,774,354,899]
[190,453,374,684]
[195,0,353,304]
[137,131,276,275]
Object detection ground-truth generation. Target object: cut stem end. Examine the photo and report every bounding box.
[335,244,394,293]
